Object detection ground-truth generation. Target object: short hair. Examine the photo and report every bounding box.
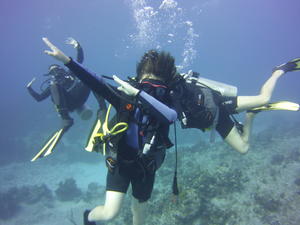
[136,50,177,83]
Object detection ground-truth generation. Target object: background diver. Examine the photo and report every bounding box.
[27,37,93,161]
[170,58,300,154]
[42,38,177,225]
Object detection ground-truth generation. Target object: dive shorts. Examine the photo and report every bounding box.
[216,96,238,139]
[106,160,155,202]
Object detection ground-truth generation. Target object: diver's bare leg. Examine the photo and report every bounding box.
[88,191,124,222]
[224,70,285,153]
[223,112,255,154]
[241,111,256,143]
[236,70,284,112]
[224,127,249,154]
[131,197,147,225]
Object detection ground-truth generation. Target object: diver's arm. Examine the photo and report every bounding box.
[65,59,120,106]
[43,38,120,107]
[138,91,177,124]
[65,37,84,79]
[76,42,84,63]
[27,85,51,101]
[26,78,50,101]
[65,37,84,63]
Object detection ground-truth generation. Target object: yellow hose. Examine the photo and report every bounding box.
[94,104,128,155]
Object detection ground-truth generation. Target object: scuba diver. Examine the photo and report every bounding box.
[170,58,300,154]
[42,37,177,225]
[27,38,92,161]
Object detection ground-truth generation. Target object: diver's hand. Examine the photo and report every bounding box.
[43,37,71,64]
[26,78,36,88]
[113,75,139,96]
[65,37,79,49]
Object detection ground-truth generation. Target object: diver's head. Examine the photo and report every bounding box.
[48,64,66,77]
[136,50,177,83]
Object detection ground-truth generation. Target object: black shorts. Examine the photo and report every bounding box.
[106,160,155,202]
[216,96,237,139]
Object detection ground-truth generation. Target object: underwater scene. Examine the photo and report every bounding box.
[1,0,300,224]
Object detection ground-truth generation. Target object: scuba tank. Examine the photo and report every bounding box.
[183,70,238,97]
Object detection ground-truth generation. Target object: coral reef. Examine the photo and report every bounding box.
[83,182,105,203]
[147,164,246,225]
[104,124,300,225]
[270,154,285,165]
[294,178,300,186]
[18,184,53,204]
[0,184,53,220]
[1,122,300,224]
[254,193,281,213]
[55,178,82,202]
[0,188,21,220]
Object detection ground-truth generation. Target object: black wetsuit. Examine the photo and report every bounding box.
[27,44,90,128]
[65,59,177,202]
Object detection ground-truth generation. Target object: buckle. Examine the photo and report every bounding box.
[106,156,117,173]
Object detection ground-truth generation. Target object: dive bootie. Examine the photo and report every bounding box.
[274,58,300,73]
[83,210,96,225]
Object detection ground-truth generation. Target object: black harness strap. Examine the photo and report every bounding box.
[172,122,179,195]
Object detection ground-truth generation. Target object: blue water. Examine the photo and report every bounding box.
[0,0,300,224]
[0,0,299,162]
[0,0,299,161]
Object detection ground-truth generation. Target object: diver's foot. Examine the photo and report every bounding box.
[83,210,96,225]
[273,58,300,73]
[61,118,74,130]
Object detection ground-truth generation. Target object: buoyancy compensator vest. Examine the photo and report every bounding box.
[170,71,238,131]
[86,78,173,172]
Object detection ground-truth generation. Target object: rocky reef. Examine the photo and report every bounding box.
[55,178,82,202]
[0,184,53,220]
[104,123,300,225]
[1,122,299,225]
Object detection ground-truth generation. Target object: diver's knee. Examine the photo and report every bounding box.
[237,144,249,154]
[131,198,147,213]
[272,69,285,77]
[103,207,120,221]
[258,95,270,105]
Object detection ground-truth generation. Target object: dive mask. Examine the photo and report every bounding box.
[48,66,66,77]
[140,79,167,100]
